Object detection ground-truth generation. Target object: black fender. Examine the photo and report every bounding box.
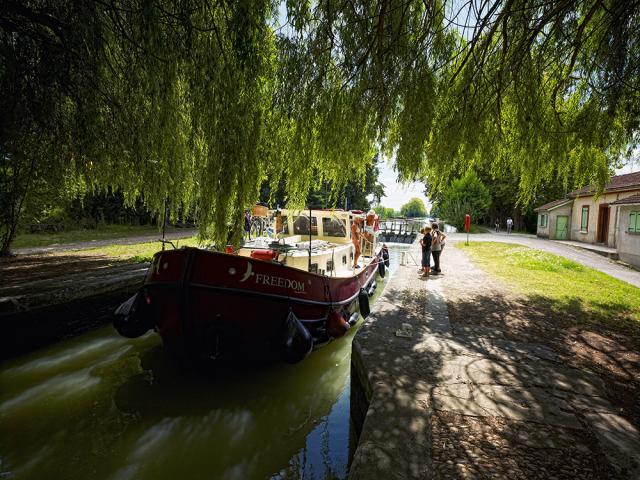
[378,259,386,278]
[281,310,313,363]
[382,247,390,267]
[358,288,370,318]
[113,290,155,338]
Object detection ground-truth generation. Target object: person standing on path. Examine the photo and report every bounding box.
[506,217,513,234]
[431,224,446,274]
[495,218,500,232]
[420,227,432,277]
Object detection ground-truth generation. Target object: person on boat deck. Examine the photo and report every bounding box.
[364,209,376,244]
[351,216,363,269]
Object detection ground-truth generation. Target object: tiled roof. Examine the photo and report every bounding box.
[610,193,640,206]
[568,172,640,197]
[534,198,572,212]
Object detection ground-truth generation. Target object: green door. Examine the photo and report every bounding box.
[556,215,568,240]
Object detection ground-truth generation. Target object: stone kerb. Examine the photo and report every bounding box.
[349,242,436,479]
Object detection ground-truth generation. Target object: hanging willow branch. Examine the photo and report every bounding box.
[1,0,638,254]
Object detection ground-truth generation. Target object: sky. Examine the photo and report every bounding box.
[616,159,638,175]
[375,158,431,213]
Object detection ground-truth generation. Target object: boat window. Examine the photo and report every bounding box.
[342,255,347,265]
[293,216,318,235]
[322,218,346,237]
[326,260,334,272]
[309,263,318,274]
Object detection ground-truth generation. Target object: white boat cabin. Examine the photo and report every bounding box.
[238,209,379,277]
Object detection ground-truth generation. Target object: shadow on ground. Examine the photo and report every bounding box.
[351,277,640,479]
[448,289,640,427]
[0,253,139,295]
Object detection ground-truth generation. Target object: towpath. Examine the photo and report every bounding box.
[0,230,197,358]
[2,229,196,319]
[12,228,198,256]
[447,231,640,288]
[350,240,640,479]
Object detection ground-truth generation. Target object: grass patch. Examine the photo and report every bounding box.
[11,224,180,249]
[69,236,203,263]
[459,242,640,337]
[469,225,491,234]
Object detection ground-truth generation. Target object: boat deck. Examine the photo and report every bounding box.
[239,236,380,278]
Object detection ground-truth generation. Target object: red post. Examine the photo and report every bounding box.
[464,214,471,245]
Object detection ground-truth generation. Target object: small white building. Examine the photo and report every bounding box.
[610,193,640,268]
[533,199,573,240]
[534,172,640,268]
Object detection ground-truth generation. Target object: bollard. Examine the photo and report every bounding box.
[401,251,406,266]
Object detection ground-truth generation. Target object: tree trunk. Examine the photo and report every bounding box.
[0,153,36,256]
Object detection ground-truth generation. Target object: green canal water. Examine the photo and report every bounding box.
[0,245,411,480]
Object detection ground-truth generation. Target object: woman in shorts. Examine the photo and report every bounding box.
[420,226,432,277]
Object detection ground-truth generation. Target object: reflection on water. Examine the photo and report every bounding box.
[0,245,410,480]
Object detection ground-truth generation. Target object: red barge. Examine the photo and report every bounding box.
[114,209,389,363]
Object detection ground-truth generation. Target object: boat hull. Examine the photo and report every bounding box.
[128,247,382,361]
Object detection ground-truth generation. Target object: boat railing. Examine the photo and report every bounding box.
[158,238,177,250]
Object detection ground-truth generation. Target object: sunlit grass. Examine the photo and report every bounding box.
[12,225,187,249]
[459,242,640,336]
[470,225,493,233]
[68,236,203,263]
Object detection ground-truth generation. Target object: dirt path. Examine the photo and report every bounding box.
[12,228,198,256]
[436,241,640,476]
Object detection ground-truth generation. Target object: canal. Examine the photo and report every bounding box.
[0,245,412,480]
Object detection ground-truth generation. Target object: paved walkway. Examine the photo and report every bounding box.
[553,239,618,257]
[349,241,640,479]
[13,229,198,256]
[447,232,640,288]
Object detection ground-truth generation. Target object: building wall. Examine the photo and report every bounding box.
[536,213,550,238]
[571,190,640,246]
[616,205,640,268]
[548,205,572,239]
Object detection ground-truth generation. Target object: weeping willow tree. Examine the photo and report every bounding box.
[422,0,640,205]
[1,0,638,255]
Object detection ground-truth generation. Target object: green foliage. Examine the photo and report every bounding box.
[306,157,385,210]
[373,206,396,220]
[2,1,639,254]
[400,198,427,218]
[260,155,385,211]
[440,171,491,230]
